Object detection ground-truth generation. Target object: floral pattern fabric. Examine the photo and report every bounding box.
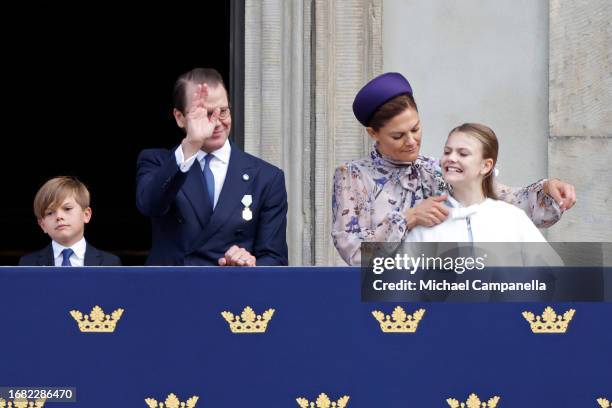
[331,145,560,266]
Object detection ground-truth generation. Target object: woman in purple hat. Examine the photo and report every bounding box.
[331,72,576,266]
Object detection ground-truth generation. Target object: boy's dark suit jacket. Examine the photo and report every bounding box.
[136,145,288,266]
[18,243,122,266]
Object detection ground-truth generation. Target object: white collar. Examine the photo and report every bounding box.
[197,139,231,164]
[448,196,491,219]
[52,237,87,260]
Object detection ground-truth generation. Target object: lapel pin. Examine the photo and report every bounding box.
[242,173,250,181]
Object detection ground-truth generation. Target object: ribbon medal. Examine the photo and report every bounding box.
[241,194,253,221]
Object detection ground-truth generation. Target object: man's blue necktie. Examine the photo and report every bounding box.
[61,248,74,266]
[203,154,215,208]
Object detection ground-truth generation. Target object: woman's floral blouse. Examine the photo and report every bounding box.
[331,145,561,265]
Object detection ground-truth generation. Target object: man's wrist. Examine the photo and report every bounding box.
[181,139,201,161]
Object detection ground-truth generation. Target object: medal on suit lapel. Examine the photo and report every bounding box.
[242,208,253,221]
[241,194,253,221]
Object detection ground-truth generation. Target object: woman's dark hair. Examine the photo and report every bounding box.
[367,93,418,131]
[172,68,227,113]
[449,123,499,199]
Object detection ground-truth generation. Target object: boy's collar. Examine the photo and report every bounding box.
[52,237,87,259]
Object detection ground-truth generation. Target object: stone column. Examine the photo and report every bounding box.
[312,0,383,265]
[548,0,612,243]
[245,0,383,265]
[245,0,312,265]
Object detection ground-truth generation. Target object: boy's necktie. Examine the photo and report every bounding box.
[203,154,215,208]
[61,248,74,266]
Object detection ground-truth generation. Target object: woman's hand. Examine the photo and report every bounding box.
[543,178,576,212]
[406,195,450,229]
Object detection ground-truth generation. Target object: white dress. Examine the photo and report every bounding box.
[405,197,563,266]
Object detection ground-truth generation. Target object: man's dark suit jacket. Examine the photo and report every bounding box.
[19,243,122,266]
[136,145,288,266]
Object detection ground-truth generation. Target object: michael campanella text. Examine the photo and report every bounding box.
[373,279,547,293]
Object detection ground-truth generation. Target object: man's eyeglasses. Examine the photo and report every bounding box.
[209,107,231,120]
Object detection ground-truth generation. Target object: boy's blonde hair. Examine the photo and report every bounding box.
[33,176,90,219]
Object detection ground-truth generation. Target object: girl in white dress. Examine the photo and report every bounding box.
[407,123,547,242]
[405,123,562,265]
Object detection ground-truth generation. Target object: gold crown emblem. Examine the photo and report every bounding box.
[447,393,500,408]
[145,393,198,408]
[70,305,124,333]
[598,398,611,408]
[221,306,274,333]
[0,399,45,408]
[522,306,575,334]
[372,306,425,333]
[296,393,349,407]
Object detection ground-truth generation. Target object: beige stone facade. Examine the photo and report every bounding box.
[245,0,611,265]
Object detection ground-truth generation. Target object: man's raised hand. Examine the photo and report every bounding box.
[181,83,220,158]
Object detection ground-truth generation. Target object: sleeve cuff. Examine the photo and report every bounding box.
[175,146,199,173]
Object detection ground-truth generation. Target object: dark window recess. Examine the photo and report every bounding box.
[0,2,236,265]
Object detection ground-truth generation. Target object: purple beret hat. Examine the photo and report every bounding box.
[352,72,413,126]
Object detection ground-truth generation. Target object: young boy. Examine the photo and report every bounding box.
[19,176,121,266]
